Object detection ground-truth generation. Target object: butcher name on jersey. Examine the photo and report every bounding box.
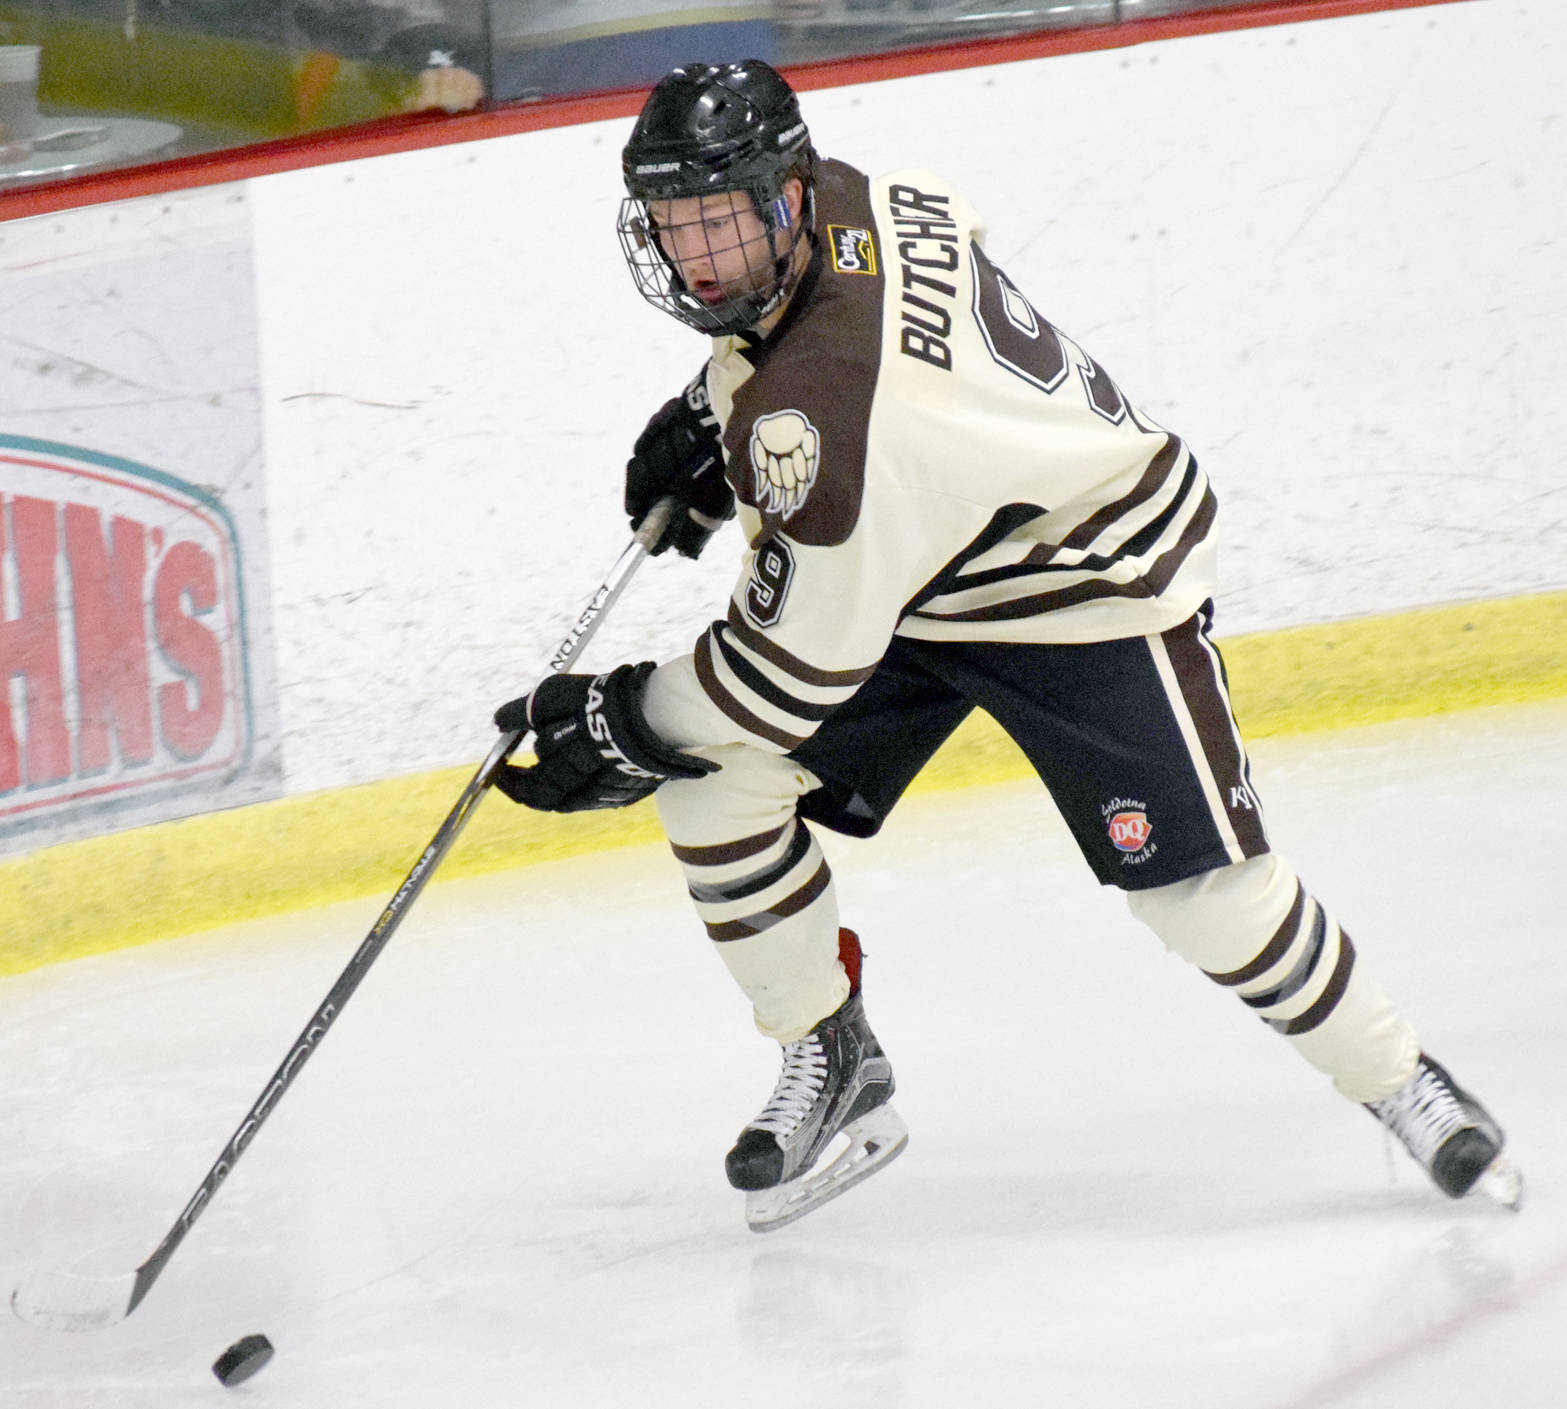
[889,183,959,371]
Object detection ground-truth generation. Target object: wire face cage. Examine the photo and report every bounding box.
[617,187,810,337]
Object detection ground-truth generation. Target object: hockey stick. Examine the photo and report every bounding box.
[12,499,677,1333]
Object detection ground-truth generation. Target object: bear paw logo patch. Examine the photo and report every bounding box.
[749,409,820,521]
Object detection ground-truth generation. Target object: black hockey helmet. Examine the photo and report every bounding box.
[618,60,816,336]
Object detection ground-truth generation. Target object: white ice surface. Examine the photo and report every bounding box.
[4,702,1566,1407]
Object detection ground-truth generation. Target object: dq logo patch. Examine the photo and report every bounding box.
[1108,811,1151,852]
[828,225,877,276]
[1102,795,1157,866]
[744,537,796,629]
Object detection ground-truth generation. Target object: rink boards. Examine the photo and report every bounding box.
[3,587,1564,976]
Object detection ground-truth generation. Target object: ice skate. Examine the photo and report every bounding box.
[726,948,907,1232]
[1365,1053,1522,1209]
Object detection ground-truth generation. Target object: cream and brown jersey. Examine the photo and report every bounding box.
[642,158,1219,755]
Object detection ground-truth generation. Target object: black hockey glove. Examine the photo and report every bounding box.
[625,371,734,559]
[492,662,717,812]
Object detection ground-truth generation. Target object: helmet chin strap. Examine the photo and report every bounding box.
[766,182,812,278]
[752,184,816,332]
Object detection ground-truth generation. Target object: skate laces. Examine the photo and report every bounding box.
[751,1033,829,1137]
[1370,1063,1468,1165]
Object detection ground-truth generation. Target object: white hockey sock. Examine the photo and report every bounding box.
[657,746,848,1042]
[1129,854,1419,1102]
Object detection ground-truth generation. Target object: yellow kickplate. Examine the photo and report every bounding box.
[3,590,1564,977]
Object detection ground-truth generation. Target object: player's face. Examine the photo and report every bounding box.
[649,190,778,308]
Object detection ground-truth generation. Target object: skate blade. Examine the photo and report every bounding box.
[745,1104,909,1233]
[1475,1153,1523,1211]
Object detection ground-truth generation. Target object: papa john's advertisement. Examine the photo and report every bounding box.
[0,186,281,854]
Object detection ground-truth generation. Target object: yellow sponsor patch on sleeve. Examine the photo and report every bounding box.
[827,225,878,276]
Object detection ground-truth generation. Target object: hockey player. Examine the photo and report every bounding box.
[490,60,1520,1228]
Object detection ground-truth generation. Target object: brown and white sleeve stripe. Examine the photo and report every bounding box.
[690,604,880,754]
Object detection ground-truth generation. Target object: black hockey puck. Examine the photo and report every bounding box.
[212,1333,274,1387]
